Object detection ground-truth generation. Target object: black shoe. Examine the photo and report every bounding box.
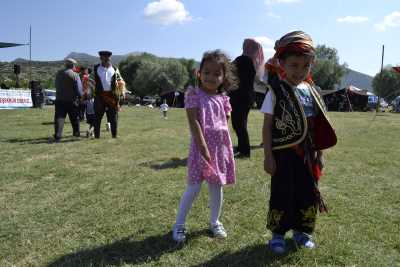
[49,135,61,143]
[234,152,250,159]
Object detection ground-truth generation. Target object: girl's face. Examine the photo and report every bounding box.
[199,60,224,94]
[280,55,313,86]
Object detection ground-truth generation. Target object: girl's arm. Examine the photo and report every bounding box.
[186,108,211,162]
[263,114,276,175]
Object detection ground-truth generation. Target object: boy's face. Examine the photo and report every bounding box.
[280,55,313,86]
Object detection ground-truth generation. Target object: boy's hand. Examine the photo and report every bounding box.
[264,155,276,176]
[317,154,325,170]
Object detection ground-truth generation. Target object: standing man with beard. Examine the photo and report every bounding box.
[93,50,125,139]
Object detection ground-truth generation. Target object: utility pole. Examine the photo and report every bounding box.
[376,45,384,112]
[29,25,32,84]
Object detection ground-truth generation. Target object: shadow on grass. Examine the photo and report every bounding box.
[48,230,209,267]
[141,157,188,170]
[191,239,298,267]
[4,137,82,145]
[42,121,55,125]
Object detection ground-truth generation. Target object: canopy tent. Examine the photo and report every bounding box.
[0,42,27,48]
[320,86,377,112]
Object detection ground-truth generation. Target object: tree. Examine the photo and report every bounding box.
[158,59,189,94]
[179,58,197,88]
[312,45,348,90]
[118,53,189,97]
[131,60,162,97]
[372,66,400,102]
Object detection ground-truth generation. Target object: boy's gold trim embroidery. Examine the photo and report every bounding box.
[272,84,308,150]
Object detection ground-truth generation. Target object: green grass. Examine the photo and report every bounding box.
[0,107,399,267]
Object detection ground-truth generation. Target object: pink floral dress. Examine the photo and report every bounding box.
[185,87,236,186]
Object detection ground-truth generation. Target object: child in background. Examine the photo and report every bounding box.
[261,31,337,254]
[160,99,169,119]
[85,93,95,138]
[172,50,237,243]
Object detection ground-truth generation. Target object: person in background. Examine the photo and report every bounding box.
[160,99,169,119]
[85,92,95,138]
[93,50,125,138]
[52,58,83,142]
[229,39,264,158]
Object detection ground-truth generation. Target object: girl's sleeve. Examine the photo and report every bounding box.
[223,95,232,114]
[185,87,199,109]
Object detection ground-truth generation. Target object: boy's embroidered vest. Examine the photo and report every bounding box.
[269,80,337,150]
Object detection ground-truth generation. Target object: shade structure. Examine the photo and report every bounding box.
[0,42,27,48]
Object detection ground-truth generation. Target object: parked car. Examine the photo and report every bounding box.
[142,96,157,105]
[122,91,141,106]
[44,89,56,105]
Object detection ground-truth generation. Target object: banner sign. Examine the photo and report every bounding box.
[0,89,33,109]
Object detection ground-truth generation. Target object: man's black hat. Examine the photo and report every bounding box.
[98,50,112,57]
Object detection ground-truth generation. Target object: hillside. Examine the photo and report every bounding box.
[340,68,374,92]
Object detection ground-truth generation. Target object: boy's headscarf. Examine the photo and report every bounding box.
[242,38,265,79]
[266,31,315,84]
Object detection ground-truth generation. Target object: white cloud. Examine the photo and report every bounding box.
[254,36,275,57]
[374,11,400,32]
[265,0,300,5]
[144,0,191,26]
[337,16,369,24]
[267,11,281,19]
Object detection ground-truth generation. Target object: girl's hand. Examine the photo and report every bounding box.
[200,145,211,162]
[264,155,276,176]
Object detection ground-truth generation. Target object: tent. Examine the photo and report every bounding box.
[320,85,377,112]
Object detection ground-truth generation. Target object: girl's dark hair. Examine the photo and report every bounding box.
[198,50,238,93]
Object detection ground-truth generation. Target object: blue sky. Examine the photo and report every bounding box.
[1,0,399,76]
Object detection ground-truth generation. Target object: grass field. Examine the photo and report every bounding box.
[0,106,399,267]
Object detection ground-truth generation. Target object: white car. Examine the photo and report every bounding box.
[44,90,56,105]
[142,96,156,105]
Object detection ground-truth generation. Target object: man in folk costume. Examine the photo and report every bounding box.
[93,50,126,138]
[230,39,264,158]
[261,31,337,254]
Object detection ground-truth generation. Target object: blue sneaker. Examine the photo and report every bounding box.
[268,234,286,254]
[293,231,316,249]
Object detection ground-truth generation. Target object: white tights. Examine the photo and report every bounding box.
[175,182,223,226]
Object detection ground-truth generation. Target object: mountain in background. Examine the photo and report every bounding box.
[65,52,142,66]
[1,52,375,93]
[340,69,374,92]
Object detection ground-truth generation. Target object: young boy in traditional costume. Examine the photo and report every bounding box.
[261,31,337,254]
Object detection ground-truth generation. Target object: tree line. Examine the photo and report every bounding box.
[1,46,399,102]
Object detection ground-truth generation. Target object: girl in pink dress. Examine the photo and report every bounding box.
[172,50,237,243]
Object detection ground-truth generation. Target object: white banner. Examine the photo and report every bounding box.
[0,89,33,109]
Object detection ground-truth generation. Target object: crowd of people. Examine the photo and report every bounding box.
[52,50,126,142]
[51,30,337,255]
